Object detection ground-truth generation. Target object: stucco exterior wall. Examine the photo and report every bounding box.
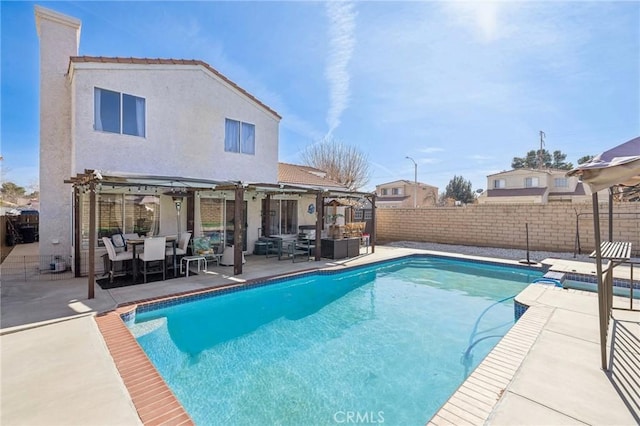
[70,63,279,183]
[376,202,640,255]
[36,7,81,258]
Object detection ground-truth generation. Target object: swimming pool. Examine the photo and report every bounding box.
[127,256,542,425]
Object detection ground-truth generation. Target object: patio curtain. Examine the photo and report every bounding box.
[94,88,103,131]
[135,96,145,137]
[225,119,240,152]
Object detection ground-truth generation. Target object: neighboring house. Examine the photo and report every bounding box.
[35,6,369,275]
[477,169,595,204]
[277,163,347,191]
[375,180,438,208]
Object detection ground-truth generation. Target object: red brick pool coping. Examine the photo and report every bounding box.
[95,268,320,425]
[96,310,193,425]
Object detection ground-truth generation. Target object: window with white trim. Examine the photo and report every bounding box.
[381,188,388,195]
[224,118,255,154]
[94,88,145,137]
[493,179,506,189]
[525,177,539,187]
[392,187,402,195]
[554,178,568,188]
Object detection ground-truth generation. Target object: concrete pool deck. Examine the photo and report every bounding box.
[1,242,638,425]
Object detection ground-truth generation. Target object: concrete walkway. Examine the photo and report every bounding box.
[1,242,638,425]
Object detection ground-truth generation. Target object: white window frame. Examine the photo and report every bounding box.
[554,178,568,188]
[392,187,402,195]
[381,188,388,195]
[525,177,539,188]
[224,118,255,155]
[493,179,506,189]
[94,87,146,137]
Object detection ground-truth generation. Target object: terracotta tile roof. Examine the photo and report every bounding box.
[486,187,547,197]
[278,163,347,189]
[69,56,281,120]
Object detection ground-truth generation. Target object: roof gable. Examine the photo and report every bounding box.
[69,56,281,120]
[277,163,347,189]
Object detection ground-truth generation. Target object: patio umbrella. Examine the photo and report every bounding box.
[567,136,640,191]
[566,135,639,371]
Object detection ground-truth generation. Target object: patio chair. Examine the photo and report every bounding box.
[167,231,191,257]
[138,236,166,283]
[111,233,126,253]
[103,236,133,283]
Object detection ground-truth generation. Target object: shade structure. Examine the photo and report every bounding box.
[566,135,639,371]
[567,136,640,192]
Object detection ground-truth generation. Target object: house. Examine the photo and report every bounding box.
[375,180,438,208]
[35,6,372,278]
[477,168,595,204]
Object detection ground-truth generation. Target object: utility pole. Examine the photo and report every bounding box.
[538,131,546,169]
[405,156,417,208]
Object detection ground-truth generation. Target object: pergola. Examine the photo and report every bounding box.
[65,170,376,299]
[567,136,640,370]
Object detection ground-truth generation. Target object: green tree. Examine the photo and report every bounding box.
[444,175,474,204]
[301,136,370,191]
[1,181,26,203]
[511,149,572,170]
[577,155,594,165]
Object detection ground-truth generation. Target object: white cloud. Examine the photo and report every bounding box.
[419,147,445,154]
[324,1,357,136]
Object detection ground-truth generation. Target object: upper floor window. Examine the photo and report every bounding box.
[525,177,539,187]
[225,119,255,154]
[554,178,568,188]
[381,188,388,195]
[392,187,402,195]
[493,179,505,189]
[94,88,145,137]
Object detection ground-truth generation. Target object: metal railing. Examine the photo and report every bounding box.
[1,255,75,282]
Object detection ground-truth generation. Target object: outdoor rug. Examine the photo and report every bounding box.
[97,271,194,289]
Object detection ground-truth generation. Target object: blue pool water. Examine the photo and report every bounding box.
[128,256,542,425]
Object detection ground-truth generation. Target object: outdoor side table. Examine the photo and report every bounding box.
[181,255,207,277]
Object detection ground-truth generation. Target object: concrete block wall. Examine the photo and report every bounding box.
[376,203,640,255]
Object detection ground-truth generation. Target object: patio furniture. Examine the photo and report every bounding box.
[167,231,191,257]
[284,238,315,263]
[102,236,133,283]
[138,236,167,283]
[192,236,222,266]
[111,233,126,252]
[180,255,207,277]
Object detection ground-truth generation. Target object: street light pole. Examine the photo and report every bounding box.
[405,156,417,208]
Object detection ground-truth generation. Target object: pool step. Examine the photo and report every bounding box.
[532,271,566,287]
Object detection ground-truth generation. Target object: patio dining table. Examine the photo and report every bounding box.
[127,235,177,283]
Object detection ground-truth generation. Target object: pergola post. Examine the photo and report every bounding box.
[370,194,376,254]
[88,180,96,299]
[591,192,607,370]
[233,185,244,275]
[73,186,81,277]
[315,191,324,261]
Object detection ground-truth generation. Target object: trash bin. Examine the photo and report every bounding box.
[254,241,268,255]
[20,226,36,243]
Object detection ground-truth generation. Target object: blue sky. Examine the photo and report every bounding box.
[2,1,639,193]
